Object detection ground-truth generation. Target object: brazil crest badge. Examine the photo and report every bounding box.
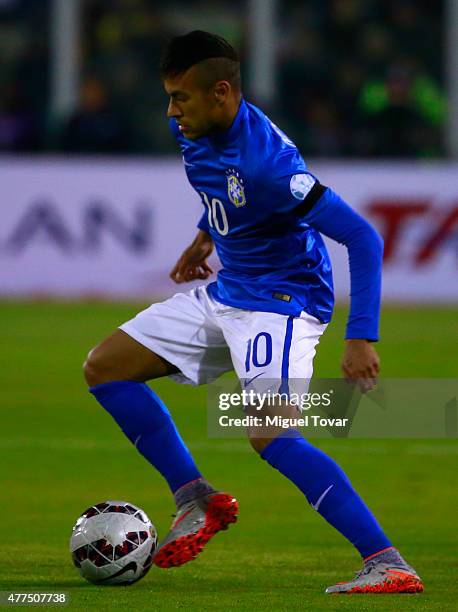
[226,168,246,207]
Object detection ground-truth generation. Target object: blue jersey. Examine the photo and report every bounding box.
[170,98,334,324]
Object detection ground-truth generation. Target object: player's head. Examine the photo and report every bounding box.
[160,30,241,139]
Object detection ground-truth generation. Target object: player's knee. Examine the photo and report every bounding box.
[83,347,116,387]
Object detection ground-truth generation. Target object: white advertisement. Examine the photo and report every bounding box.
[312,161,458,302]
[0,158,457,302]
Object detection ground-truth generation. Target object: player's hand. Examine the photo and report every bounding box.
[170,231,215,283]
[341,339,380,393]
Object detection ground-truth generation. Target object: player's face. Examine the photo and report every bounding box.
[163,66,225,139]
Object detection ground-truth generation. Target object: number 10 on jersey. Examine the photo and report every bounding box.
[201,192,229,236]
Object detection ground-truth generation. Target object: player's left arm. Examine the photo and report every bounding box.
[170,229,214,283]
[297,181,383,390]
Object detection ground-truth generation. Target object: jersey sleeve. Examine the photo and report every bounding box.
[300,187,384,341]
[259,147,326,214]
[277,172,328,215]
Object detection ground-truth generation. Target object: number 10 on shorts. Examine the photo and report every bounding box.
[245,332,273,372]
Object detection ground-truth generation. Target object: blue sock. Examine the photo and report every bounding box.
[90,381,202,493]
[261,430,392,558]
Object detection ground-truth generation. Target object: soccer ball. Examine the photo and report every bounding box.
[70,500,158,585]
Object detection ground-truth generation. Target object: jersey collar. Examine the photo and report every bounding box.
[209,98,247,147]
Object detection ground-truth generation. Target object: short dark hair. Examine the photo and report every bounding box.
[160,30,241,91]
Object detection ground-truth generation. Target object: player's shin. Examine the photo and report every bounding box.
[89,380,213,502]
[259,428,392,559]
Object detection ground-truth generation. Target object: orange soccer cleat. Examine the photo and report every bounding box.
[325,547,424,594]
[153,492,238,568]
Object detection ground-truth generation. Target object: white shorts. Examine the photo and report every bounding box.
[119,286,327,388]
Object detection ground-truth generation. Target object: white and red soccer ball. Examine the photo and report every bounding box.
[70,501,158,585]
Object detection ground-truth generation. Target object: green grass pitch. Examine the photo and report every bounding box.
[0,302,457,611]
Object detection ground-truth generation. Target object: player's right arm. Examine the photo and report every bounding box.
[170,229,214,283]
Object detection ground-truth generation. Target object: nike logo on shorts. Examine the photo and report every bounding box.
[243,372,266,388]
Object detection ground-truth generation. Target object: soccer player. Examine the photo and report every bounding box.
[83,31,423,594]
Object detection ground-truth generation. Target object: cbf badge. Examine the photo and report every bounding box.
[226,168,246,207]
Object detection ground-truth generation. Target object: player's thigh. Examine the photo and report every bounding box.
[117,287,232,386]
[84,328,177,385]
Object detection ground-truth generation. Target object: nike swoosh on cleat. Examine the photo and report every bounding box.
[385,569,417,579]
[312,484,334,511]
[172,508,194,528]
